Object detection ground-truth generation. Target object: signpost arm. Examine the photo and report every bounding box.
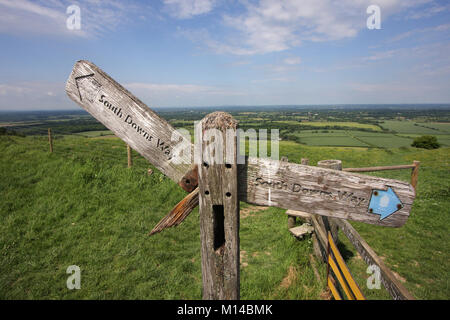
[197,112,240,300]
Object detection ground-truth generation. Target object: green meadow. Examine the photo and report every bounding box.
[1,133,449,300]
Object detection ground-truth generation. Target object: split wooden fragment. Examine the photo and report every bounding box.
[148,187,199,236]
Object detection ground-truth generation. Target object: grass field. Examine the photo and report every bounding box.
[274,121,381,131]
[74,130,113,138]
[293,130,349,137]
[416,123,450,133]
[379,120,443,134]
[290,130,413,148]
[355,135,412,148]
[0,134,449,300]
[296,136,369,147]
[280,120,450,148]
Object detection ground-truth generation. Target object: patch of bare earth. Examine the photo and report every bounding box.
[240,250,248,268]
[320,290,332,300]
[392,271,407,283]
[279,265,298,289]
[240,205,269,219]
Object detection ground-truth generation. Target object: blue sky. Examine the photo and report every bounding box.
[0,0,449,110]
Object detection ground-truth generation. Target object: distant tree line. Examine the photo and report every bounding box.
[0,127,26,137]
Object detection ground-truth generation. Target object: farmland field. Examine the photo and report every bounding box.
[292,130,349,137]
[274,121,381,131]
[416,122,450,133]
[295,136,369,147]
[379,120,442,134]
[356,135,412,148]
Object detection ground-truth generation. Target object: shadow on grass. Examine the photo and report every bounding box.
[337,241,354,261]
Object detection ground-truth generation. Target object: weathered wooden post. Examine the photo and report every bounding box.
[312,160,342,261]
[281,156,295,229]
[411,160,420,191]
[287,158,309,228]
[127,144,132,168]
[48,128,53,153]
[317,160,341,243]
[196,112,240,300]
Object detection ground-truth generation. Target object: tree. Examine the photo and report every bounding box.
[411,135,440,149]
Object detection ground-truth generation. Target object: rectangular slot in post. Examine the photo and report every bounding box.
[213,205,225,251]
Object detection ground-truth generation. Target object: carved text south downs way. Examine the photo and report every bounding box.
[254,177,368,207]
[98,94,173,160]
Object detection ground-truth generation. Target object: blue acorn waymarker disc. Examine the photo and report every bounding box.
[368,187,403,220]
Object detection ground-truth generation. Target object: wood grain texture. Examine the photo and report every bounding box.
[343,164,415,172]
[198,112,240,300]
[316,160,341,245]
[310,214,328,262]
[282,156,297,228]
[285,210,312,221]
[65,60,193,186]
[148,188,199,236]
[238,157,415,227]
[335,219,415,300]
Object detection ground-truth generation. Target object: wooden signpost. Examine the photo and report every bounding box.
[66,60,417,300]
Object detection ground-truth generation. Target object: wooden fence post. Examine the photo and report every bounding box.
[48,128,53,153]
[197,112,240,300]
[411,160,420,191]
[127,144,132,168]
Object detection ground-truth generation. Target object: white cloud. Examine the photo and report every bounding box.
[406,3,449,19]
[124,82,245,107]
[388,23,450,42]
[163,0,215,19]
[126,82,216,94]
[183,0,434,55]
[0,82,70,110]
[362,50,399,61]
[0,0,148,37]
[283,57,301,65]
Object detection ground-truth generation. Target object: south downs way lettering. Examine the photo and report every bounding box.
[254,177,368,207]
[98,94,173,159]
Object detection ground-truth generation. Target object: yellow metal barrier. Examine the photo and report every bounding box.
[327,231,365,300]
